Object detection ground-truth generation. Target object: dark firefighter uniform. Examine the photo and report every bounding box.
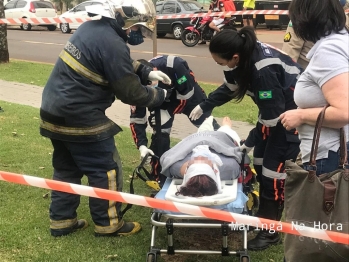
[199,42,303,225]
[40,18,166,236]
[130,55,211,185]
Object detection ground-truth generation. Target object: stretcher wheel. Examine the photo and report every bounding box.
[146,253,156,262]
[240,255,250,262]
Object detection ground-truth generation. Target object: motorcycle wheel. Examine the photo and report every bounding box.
[181,29,200,47]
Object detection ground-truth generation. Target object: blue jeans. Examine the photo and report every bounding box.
[303,149,340,176]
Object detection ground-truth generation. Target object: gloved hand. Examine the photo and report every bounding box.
[139,145,154,165]
[239,143,253,154]
[148,71,172,85]
[189,105,203,121]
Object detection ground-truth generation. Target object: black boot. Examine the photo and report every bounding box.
[247,230,281,251]
[247,199,283,251]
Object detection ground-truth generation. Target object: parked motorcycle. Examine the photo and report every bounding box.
[181,13,236,47]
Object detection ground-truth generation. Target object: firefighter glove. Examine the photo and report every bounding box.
[189,105,203,121]
[148,71,172,85]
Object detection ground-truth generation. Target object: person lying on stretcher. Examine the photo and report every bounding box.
[160,116,245,197]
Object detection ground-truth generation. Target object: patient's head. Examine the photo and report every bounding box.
[176,175,218,197]
[176,157,220,197]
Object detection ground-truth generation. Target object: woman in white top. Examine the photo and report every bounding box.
[280,0,349,175]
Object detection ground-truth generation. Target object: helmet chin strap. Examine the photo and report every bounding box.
[115,13,125,28]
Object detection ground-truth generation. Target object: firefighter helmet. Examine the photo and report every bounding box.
[86,0,156,37]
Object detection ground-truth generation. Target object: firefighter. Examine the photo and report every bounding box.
[130,55,213,186]
[189,27,303,250]
[40,0,173,237]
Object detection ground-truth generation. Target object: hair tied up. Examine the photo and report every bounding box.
[239,32,245,38]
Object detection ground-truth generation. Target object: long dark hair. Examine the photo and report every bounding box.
[288,0,349,42]
[209,26,257,102]
[176,175,218,197]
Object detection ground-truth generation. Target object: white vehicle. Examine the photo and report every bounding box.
[59,0,104,34]
[4,0,58,31]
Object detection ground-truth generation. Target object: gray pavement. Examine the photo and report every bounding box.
[0,79,254,140]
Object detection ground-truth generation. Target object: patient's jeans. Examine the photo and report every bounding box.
[302,149,340,177]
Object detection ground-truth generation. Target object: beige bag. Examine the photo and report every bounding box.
[284,106,349,262]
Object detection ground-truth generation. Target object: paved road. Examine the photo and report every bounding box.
[6,26,286,85]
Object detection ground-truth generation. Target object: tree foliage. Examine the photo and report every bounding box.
[0,0,10,63]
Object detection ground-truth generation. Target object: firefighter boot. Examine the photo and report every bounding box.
[95,221,141,237]
[247,199,283,251]
[50,219,88,237]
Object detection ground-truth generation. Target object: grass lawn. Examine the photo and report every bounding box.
[0,61,284,262]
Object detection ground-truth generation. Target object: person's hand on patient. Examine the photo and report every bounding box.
[189,105,203,120]
[279,109,303,131]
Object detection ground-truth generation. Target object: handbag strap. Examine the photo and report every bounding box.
[308,105,348,180]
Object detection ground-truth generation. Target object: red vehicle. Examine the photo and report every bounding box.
[181,12,236,47]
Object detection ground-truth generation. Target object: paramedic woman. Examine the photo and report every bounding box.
[189,26,303,251]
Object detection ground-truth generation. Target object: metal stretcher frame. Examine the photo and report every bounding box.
[147,212,250,262]
[145,151,256,262]
[146,178,251,262]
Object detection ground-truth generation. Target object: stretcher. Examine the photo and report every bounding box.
[146,153,258,262]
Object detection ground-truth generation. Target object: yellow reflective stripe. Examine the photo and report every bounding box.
[50,218,77,229]
[95,221,124,234]
[40,120,115,136]
[107,169,118,227]
[59,50,108,86]
[94,169,122,234]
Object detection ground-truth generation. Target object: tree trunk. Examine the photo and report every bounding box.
[0,0,9,64]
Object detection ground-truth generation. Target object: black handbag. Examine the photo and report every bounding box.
[284,105,349,261]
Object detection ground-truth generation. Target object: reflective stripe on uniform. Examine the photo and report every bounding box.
[254,57,301,76]
[130,116,147,125]
[106,169,118,228]
[166,55,176,68]
[176,88,194,100]
[262,166,287,179]
[50,217,77,229]
[95,169,122,234]
[59,50,108,86]
[224,78,239,91]
[258,115,279,127]
[161,128,171,134]
[153,127,171,135]
[40,120,115,136]
[253,157,263,166]
[246,90,254,97]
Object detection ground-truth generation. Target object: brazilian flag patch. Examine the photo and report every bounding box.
[259,91,272,99]
[177,75,187,84]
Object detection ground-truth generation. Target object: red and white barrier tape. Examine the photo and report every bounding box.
[0,170,348,245]
[0,9,348,25]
